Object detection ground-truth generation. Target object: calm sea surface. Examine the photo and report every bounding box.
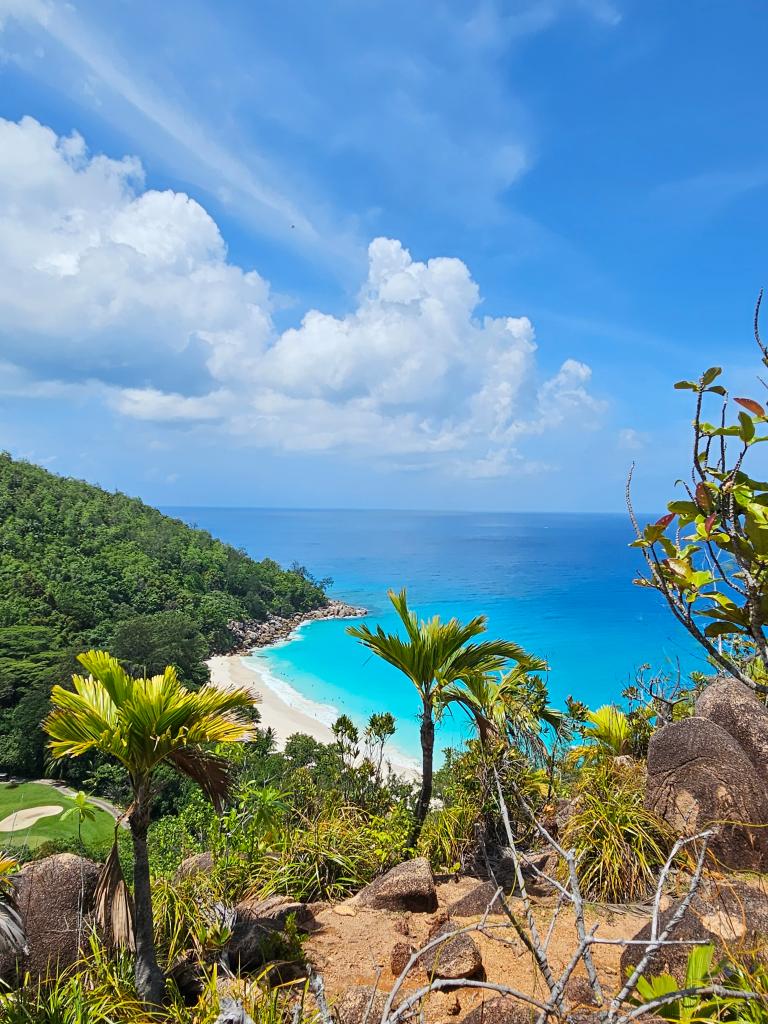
[164,509,705,760]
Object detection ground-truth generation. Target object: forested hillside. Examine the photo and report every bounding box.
[0,453,327,774]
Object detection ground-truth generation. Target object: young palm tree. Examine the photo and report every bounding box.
[439,661,561,759]
[44,650,256,1007]
[568,704,633,764]
[348,589,538,844]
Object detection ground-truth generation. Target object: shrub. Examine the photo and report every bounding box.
[249,804,410,902]
[417,802,479,871]
[563,762,674,903]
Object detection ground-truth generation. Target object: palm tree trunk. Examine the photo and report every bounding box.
[409,698,435,848]
[129,799,165,1007]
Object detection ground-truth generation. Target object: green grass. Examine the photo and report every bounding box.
[0,782,115,851]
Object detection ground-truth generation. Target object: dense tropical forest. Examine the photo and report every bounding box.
[0,452,328,776]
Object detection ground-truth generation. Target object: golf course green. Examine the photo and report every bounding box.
[0,782,116,851]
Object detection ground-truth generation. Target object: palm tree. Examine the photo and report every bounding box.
[44,650,256,1007]
[439,661,561,759]
[348,589,538,844]
[568,704,634,765]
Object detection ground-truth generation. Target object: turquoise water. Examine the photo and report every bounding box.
[166,509,706,761]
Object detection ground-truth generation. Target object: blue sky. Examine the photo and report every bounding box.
[0,0,766,511]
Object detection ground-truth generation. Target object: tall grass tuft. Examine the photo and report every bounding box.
[563,762,674,904]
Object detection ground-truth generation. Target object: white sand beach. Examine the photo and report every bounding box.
[207,653,419,778]
[208,653,338,747]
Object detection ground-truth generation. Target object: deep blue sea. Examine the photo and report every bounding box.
[165,509,706,762]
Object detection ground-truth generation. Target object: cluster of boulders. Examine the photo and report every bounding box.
[646,675,768,870]
[227,601,367,653]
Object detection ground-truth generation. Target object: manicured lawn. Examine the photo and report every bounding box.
[0,782,115,851]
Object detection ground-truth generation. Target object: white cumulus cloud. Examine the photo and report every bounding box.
[0,116,604,477]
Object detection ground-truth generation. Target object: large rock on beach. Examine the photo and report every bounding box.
[355,858,438,913]
[227,601,367,654]
[645,716,768,870]
[0,853,100,982]
[620,877,768,983]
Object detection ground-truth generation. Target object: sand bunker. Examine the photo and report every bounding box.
[0,805,63,832]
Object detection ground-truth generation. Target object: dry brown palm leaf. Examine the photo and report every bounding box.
[94,835,135,951]
[170,747,234,812]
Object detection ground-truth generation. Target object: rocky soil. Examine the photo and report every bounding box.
[227,600,367,654]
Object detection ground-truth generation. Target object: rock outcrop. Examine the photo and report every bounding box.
[355,858,438,913]
[1,853,100,981]
[228,895,313,972]
[620,877,768,982]
[228,601,367,654]
[696,676,768,769]
[645,714,768,869]
[175,850,214,882]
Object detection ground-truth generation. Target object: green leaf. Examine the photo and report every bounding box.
[668,500,697,517]
[674,380,698,391]
[701,367,723,387]
[739,411,756,442]
[704,622,744,638]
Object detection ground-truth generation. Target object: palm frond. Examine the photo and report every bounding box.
[94,839,135,951]
[170,748,234,811]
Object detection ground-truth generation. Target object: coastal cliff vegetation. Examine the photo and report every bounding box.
[0,452,328,778]
[1,311,768,1024]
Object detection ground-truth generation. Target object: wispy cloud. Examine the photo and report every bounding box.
[0,0,358,266]
[651,165,768,222]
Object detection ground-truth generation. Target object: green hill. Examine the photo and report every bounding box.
[0,452,327,775]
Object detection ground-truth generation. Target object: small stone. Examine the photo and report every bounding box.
[420,919,483,980]
[390,940,415,976]
[336,986,388,1024]
[461,996,532,1024]
[446,881,504,918]
[393,913,411,935]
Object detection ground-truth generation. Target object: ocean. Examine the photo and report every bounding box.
[165,508,706,762]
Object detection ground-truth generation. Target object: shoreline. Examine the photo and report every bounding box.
[209,603,420,779]
[226,599,368,654]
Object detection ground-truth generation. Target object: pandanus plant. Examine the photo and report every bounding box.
[348,589,544,845]
[44,650,256,1007]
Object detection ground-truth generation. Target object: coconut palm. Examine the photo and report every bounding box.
[348,589,540,844]
[44,650,256,1007]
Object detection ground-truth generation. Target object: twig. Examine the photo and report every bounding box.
[608,831,712,1021]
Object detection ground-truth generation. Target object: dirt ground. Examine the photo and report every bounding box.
[305,876,651,1021]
